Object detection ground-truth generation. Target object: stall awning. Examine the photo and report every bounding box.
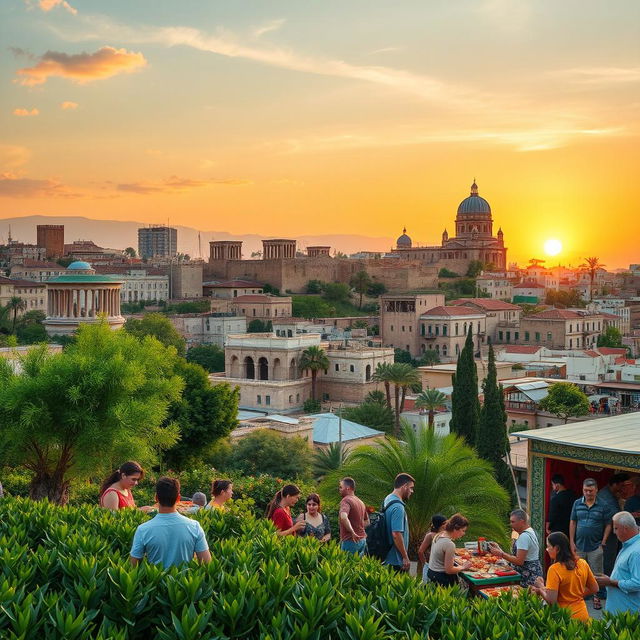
[513,414,640,455]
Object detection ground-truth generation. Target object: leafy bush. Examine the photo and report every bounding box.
[186,344,225,372]
[225,429,314,480]
[303,398,322,413]
[438,267,459,278]
[0,496,632,639]
[247,319,273,333]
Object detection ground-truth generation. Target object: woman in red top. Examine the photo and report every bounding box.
[100,461,144,511]
[265,484,305,536]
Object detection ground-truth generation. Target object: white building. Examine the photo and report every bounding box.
[476,276,513,300]
[96,268,170,303]
[590,298,631,335]
[401,410,451,436]
[169,313,247,348]
[10,260,67,282]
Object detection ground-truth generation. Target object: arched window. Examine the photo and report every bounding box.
[443,344,448,357]
[258,357,269,380]
[366,364,371,381]
[244,356,255,379]
[289,358,297,379]
[230,355,240,377]
[288,395,293,404]
[455,323,459,336]
[455,344,460,355]
[272,358,281,380]
[463,322,467,334]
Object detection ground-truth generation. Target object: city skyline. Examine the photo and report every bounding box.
[1,1,639,267]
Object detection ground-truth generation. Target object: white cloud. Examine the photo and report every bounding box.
[252,18,286,38]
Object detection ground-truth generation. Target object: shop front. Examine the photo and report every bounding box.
[513,414,640,547]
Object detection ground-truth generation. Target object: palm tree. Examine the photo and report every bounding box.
[349,270,371,309]
[299,346,329,401]
[8,297,27,332]
[386,363,420,436]
[320,425,510,551]
[415,388,448,429]
[313,442,351,478]
[580,256,605,301]
[364,389,387,405]
[372,362,393,409]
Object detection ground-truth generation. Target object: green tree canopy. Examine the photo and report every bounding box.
[418,349,441,366]
[186,344,225,372]
[162,360,238,470]
[597,325,624,349]
[349,270,372,309]
[124,247,137,257]
[342,401,394,433]
[321,282,351,304]
[385,363,420,435]
[450,325,480,445]
[367,281,387,297]
[545,289,585,308]
[320,426,511,550]
[124,312,186,356]
[538,382,590,424]
[466,260,484,278]
[0,323,183,504]
[292,296,335,318]
[305,279,324,294]
[226,429,313,479]
[247,319,273,333]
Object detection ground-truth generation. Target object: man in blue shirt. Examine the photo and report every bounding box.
[569,478,614,608]
[130,477,211,568]
[596,511,640,614]
[383,473,415,572]
[598,472,630,574]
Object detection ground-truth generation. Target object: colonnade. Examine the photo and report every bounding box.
[262,240,296,259]
[47,286,122,319]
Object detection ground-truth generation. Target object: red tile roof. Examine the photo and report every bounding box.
[0,276,45,287]
[420,305,482,317]
[597,347,628,355]
[451,298,521,311]
[583,350,600,358]
[501,345,543,354]
[615,356,636,365]
[529,309,582,320]
[17,259,62,269]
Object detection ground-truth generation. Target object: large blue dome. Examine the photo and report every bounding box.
[67,261,92,270]
[457,181,491,214]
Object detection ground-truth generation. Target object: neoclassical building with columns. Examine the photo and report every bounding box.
[44,261,124,336]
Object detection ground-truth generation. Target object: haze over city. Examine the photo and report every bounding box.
[1,0,639,266]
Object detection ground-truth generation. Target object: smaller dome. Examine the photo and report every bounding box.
[396,227,412,248]
[67,261,92,270]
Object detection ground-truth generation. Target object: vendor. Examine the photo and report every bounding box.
[489,509,543,587]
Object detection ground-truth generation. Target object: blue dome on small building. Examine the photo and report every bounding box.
[67,261,92,270]
[457,181,491,215]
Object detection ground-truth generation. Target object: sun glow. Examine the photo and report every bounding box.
[544,238,562,257]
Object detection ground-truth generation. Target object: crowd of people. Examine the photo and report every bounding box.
[98,462,640,622]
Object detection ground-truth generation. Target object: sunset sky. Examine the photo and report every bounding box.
[1,0,639,266]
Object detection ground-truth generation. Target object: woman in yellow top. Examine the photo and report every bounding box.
[206,479,233,511]
[531,531,599,621]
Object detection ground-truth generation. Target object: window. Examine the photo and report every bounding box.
[547,332,552,342]
[569,338,573,348]
[421,324,425,336]
[289,395,293,404]
[335,364,339,371]
[569,324,572,332]
[525,331,530,341]
[265,395,271,406]
[435,326,439,336]
[322,393,330,401]
[535,332,540,342]
[409,326,412,332]
[455,323,459,336]
[296,394,300,402]
[324,369,328,375]
[506,331,511,342]
[402,325,405,332]
[349,364,355,372]
[257,395,262,405]
[442,325,447,336]
[499,331,503,341]
[515,332,519,340]
[524,420,529,426]
[391,325,394,331]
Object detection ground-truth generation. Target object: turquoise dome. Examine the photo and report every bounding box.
[67,261,92,270]
[457,181,491,215]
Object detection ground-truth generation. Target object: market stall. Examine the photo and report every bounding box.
[455,545,522,596]
[512,413,640,554]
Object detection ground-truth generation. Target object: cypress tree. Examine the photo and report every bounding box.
[477,342,516,500]
[450,325,480,445]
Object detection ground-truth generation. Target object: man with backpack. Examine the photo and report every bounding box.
[383,473,415,572]
[338,477,369,556]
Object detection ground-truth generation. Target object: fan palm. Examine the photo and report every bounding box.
[320,424,510,551]
[8,297,27,332]
[313,442,351,478]
[299,346,329,401]
[386,363,420,435]
[364,389,387,405]
[579,256,605,301]
[415,388,448,429]
[372,362,393,408]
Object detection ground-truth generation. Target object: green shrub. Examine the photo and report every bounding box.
[303,398,322,413]
[0,496,631,639]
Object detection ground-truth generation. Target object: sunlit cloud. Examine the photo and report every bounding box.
[38,0,77,15]
[13,108,39,117]
[0,145,31,170]
[549,67,640,86]
[252,19,286,38]
[60,100,78,109]
[16,46,147,86]
[0,172,80,198]
[115,175,252,195]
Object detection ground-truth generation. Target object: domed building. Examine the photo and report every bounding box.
[396,227,412,249]
[44,261,124,336]
[392,181,507,271]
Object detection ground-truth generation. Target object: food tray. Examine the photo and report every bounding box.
[479,585,524,598]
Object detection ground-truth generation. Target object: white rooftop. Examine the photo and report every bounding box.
[513,414,640,455]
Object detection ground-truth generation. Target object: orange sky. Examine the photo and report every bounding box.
[1,1,639,267]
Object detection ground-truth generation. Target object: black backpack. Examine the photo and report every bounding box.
[365,498,403,560]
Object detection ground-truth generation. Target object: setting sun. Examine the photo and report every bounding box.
[544,238,562,257]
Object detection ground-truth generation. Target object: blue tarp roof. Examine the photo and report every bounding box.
[312,413,384,444]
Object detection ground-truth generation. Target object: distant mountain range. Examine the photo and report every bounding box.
[0,215,394,257]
